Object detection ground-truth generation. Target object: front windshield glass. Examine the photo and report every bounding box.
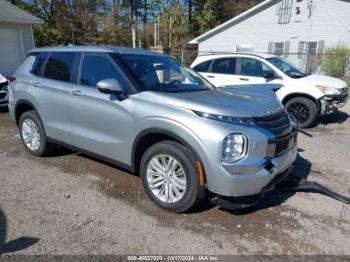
[120,54,214,93]
[266,57,306,78]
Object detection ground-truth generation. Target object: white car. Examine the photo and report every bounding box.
[0,73,9,109]
[191,53,348,128]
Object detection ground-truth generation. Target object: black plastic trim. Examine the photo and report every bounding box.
[46,137,132,172]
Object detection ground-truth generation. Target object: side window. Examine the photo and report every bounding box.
[79,53,125,88]
[211,58,236,74]
[240,58,265,77]
[193,61,211,72]
[30,52,48,76]
[261,62,274,74]
[43,52,76,82]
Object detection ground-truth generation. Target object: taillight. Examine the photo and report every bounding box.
[6,76,16,84]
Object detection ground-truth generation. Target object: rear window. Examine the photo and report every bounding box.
[30,52,49,76]
[193,61,211,72]
[43,52,76,82]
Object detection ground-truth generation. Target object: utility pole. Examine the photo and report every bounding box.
[132,23,136,48]
[154,22,157,46]
[168,16,172,48]
[157,17,160,46]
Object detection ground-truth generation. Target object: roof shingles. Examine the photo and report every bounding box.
[0,0,43,24]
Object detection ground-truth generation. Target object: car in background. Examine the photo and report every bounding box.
[0,73,9,109]
[191,53,348,128]
[8,46,298,212]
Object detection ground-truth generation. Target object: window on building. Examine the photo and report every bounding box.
[274,42,284,55]
[307,42,318,57]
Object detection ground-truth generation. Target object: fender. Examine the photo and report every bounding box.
[131,127,202,170]
[131,128,207,198]
[280,92,320,109]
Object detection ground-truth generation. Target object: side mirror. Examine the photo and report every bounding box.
[264,71,280,80]
[97,79,124,95]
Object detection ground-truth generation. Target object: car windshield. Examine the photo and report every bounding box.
[120,54,214,93]
[266,57,306,78]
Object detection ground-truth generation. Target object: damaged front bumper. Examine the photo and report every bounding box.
[319,88,348,115]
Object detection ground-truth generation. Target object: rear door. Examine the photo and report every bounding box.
[30,51,76,143]
[68,52,134,164]
[195,58,241,87]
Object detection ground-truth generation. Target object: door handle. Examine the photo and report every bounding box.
[71,90,84,96]
[239,78,249,81]
[32,82,41,87]
[207,75,215,78]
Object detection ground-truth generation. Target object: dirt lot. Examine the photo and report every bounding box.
[0,104,350,256]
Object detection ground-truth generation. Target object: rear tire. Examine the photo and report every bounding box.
[285,97,317,128]
[19,110,55,156]
[140,140,201,213]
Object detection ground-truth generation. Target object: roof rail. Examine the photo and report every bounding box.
[197,51,270,59]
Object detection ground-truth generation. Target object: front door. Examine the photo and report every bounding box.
[236,57,275,85]
[69,52,134,164]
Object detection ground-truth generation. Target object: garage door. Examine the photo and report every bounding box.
[0,28,24,76]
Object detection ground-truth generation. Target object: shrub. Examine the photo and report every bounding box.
[322,47,350,77]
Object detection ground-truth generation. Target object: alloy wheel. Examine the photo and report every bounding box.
[21,119,41,151]
[146,154,187,203]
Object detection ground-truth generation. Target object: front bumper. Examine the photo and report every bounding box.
[210,142,298,197]
[319,88,348,115]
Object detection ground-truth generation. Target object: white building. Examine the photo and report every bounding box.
[0,0,42,76]
[189,0,350,73]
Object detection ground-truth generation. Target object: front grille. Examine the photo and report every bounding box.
[252,110,292,137]
[274,136,297,155]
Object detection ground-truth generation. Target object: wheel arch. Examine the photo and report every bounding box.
[281,93,320,110]
[131,128,207,189]
[14,99,39,126]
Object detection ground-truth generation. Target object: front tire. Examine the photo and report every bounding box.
[285,97,318,128]
[19,110,54,156]
[140,141,201,213]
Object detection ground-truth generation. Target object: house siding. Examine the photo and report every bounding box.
[0,23,34,56]
[197,0,350,72]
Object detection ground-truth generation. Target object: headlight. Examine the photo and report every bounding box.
[222,134,247,163]
[193,111,256,126]
[316,85,341,95]
[3,85,8,92]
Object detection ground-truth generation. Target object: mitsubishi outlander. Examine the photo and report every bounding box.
[8,46,298,212]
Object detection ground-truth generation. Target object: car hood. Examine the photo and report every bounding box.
[299,74,347,89]
[146,85,284,118]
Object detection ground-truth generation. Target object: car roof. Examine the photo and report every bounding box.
[192,52,276,65]
[29,45,170,57]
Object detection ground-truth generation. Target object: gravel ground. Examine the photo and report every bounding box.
[0,104,349,256]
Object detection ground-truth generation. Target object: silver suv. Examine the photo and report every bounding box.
[8,46,298,212]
